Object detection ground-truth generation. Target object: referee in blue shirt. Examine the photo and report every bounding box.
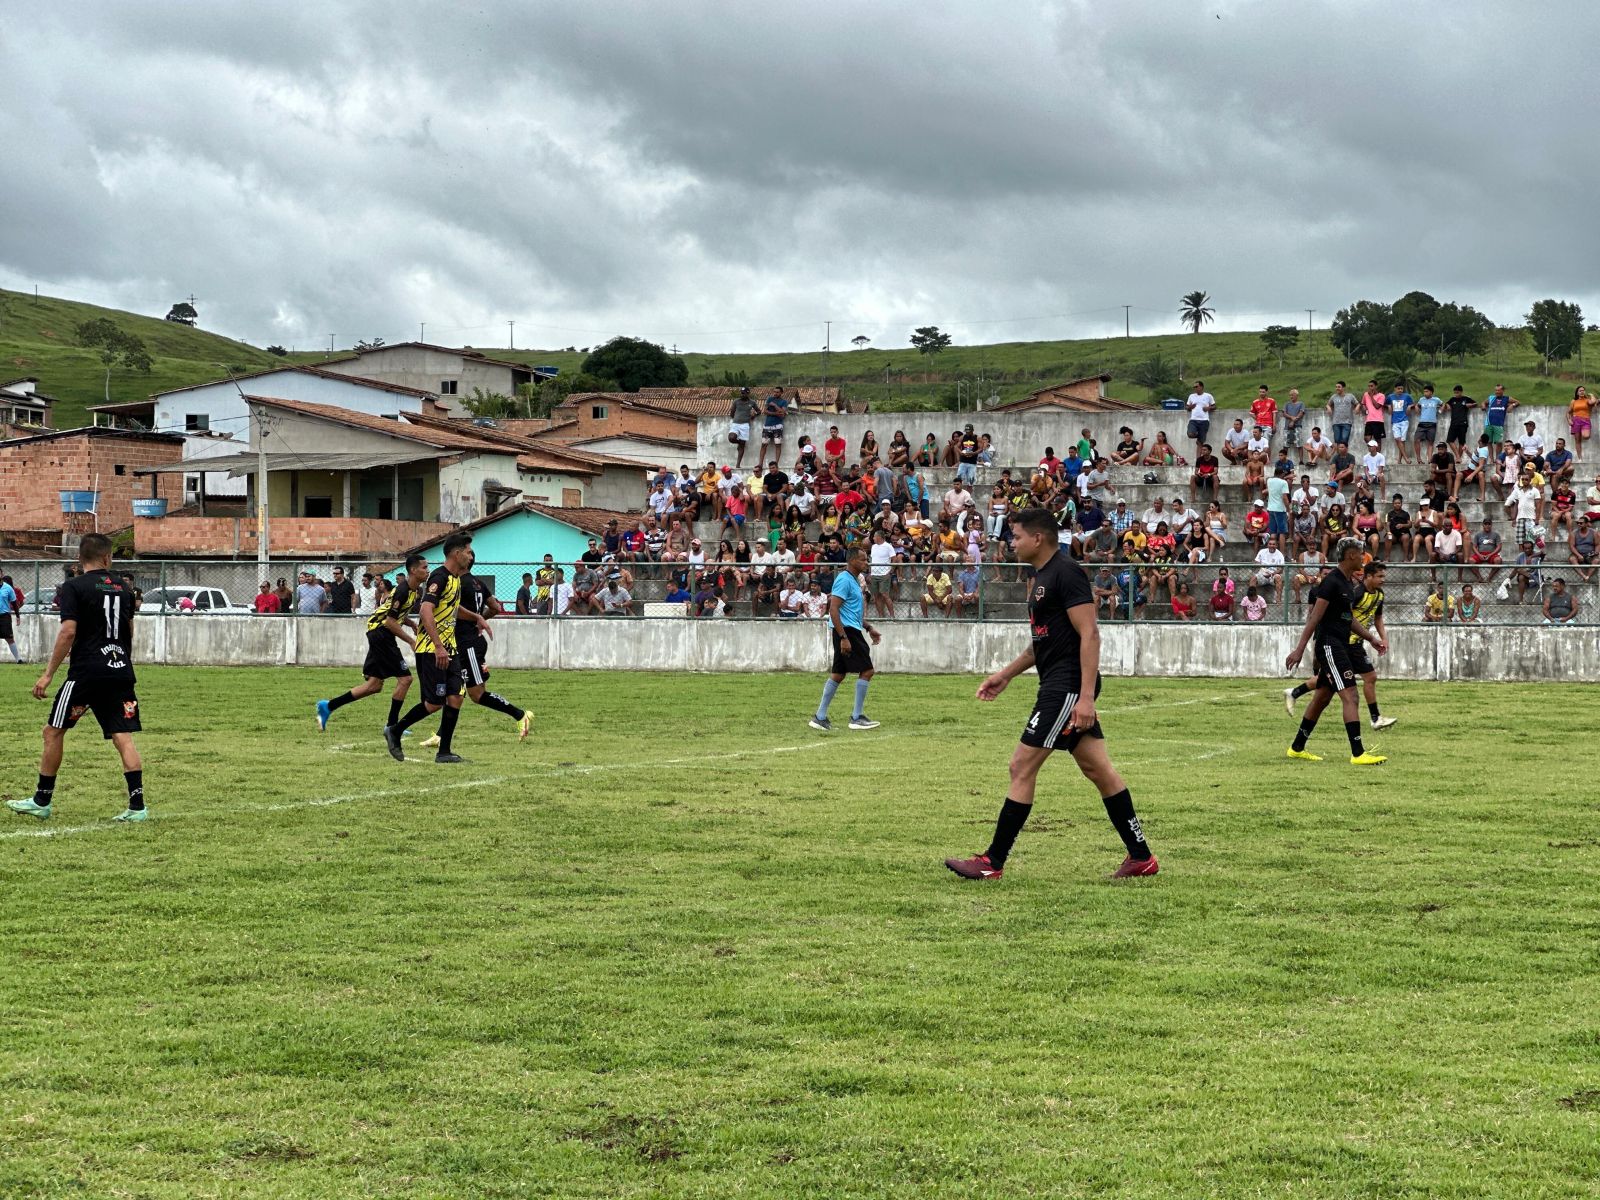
[810,547,882,731]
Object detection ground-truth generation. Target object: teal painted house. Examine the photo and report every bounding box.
[406,502,633,595]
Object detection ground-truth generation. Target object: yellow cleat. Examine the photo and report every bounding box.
[420,734,441,749]
[1286,748,1322,761]
[517,712,533,742]
[1350,752,1387,766]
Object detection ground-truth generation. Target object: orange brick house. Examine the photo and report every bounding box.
[0,427,185,544]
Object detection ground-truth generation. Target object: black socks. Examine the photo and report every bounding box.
[327,691,357,713]
[1292,718,1316,752]
[393,703,431,732]
[476,692,524,720]
[1290,683,1312,700]
[1368,701,1380,723]
[1101,788,1151,860]
[34,773,55,806]
[125,770,144,811]
[387,697,403,728]
[437,706,460,755]
[1345,721,1365,756]
[984,798,1032,868]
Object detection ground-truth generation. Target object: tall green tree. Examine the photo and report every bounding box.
[580,337,688,392]
[1179,291,1215,334]
[1390,290,1440,350]
[1525,299,1585,371]
[1420,302,1492,366]
[1127,349,1182,399]
[1260,325,1299,369]
[164,300,198,326]
[74,318,154,402]
[1329,300,1399,362]
[909,326,953,356]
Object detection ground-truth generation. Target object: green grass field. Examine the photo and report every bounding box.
[2,666,1597,1198]
[5,286,1596,430]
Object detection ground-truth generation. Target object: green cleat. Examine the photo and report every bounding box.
[112,808,149,823]
[6,798,51,820]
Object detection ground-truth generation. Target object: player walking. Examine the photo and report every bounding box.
[1285,537,1389,765]
[421,563,532,746]
[316,554,428,732]
[383,532,489,764]
[8,534,147,822]
[1283,559,1397,730]
[808,547,881,731]
[944,508,1157,881]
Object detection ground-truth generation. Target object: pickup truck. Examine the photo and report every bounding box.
[141,585,254,615]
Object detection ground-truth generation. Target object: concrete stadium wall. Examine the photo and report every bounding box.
[13,614,1599,683]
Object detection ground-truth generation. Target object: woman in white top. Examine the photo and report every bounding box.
[1203,502,1229,556]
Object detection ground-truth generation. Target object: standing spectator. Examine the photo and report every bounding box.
[1265,468,1291,542]
[273,577,294,612]
[868,531,899,618]
[727,387,758,468]
[1326,381,1357,450]
[295,572,328,614]
[355,571,378,615]
[1569,386,1592,462]
[1446,385,1476,458]
[1484,383,1518,449]
[1282,388,1306,455]
[1360,379,1387,449]
[515,572,535,615]
[1506,470,1543,548]
[252,581,280,615]
[534,556,559,612]
[1250,385,1278,439]
[1387,383,1416,464]
[755,387,789,472]
[326,567,356,615]
[956,427,980,485]
[1186,380,1215,454]
[1413,385,1441,459]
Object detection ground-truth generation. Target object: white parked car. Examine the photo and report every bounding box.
[141,586,253,615]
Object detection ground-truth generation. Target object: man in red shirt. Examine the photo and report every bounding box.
[824,426,847,469]
[253,581,281,614]
[1251,386,1278,438]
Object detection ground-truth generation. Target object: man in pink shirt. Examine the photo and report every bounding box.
[1361,379,1388,449]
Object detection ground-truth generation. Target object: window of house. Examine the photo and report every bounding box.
[304,496,333,518]
[591,404,608,420]
[185,413,210,431]
[114,464,126,476]
[440,380,459,395]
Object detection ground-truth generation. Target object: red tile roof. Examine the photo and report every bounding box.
[989,374,1142,413]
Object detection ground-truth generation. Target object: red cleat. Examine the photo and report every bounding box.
[1110,854,1159,879]
[944,853,1003,880]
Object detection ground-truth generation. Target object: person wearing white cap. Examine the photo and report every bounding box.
[1361,440,1386,491]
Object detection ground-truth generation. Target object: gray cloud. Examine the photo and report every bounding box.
[2,0,1596,355]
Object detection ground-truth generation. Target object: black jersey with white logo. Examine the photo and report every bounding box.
[1028,550,1096,692]
[57,569,135,682]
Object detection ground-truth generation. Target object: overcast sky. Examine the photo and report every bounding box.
[3,1,1596,356]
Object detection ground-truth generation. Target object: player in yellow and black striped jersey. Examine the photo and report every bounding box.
[315,554,429,733]
[1284,559,1397,731]
[418,549,533,751]
[384,531,488,764]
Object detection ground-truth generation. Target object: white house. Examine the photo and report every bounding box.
[317,342,534,412]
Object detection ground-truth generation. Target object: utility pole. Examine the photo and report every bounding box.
[1123,305,1131,338]
[419,322,426,342]
[255,408,270,572]
[508,321,515,351]
[328,334,334,353]
[822,320,831,392]
[1305,309,1315,358]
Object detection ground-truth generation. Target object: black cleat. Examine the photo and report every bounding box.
[434,752,467,764]
[383,725,405,762]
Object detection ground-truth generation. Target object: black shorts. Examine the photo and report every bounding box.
[416,652,463,704]
[1313,639,1358,692]
[457,635,490,688]
[0,612,11,640]
[1020,677,1104,751]
[1347,641,1375,677]
[1447,421,1469,444]
[829,627,873,676]
[362,631,411,681]
[48,678,141,738]
[1363,421,1386,443]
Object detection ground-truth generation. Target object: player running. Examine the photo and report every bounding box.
[316,554,428,732]
[808,546,881,731]
[383,532,489,764]
[420,562,532,747]
[1285,537,1389,765]
[1283,559,1397,730]
[8,534,147,823]
[944,507,1157,881]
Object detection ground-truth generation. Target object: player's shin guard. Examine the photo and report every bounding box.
[1101,788,1151,860]
[984,798,1032,869]
[327,691,358,713]
[1344,720,1365,756]
[34,774,55,806]
[852,678,870,719]
[125,770,144,811]
[476,692,524,720]
[1291,718,1317,752]
[393,703,430,733]
[388,697,403,727]
[816,677,840,719]
[437,705,460,755]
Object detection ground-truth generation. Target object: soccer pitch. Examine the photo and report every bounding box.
[3,667,1598,1198]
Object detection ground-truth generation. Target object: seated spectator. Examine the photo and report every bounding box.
[663,519,691,562]
[922,563,954,617]
[1111,426,1144,466]
[1140,497,1168,536]
[1383,495,1413,560]
[1547,437,1576,486]
[1290,501,1319,558]
[1570,516,1597,582]
[1273,447,1296,480]
[1302,426,1331,467]
[1433,518,1464,567]
[1543,577,1579,625]
[692,577,725,617]
[1329,442,1356,489]
[1142,432,1177,466]
[1512,540,1543,602]
[752,568,781,615]
[914,431,940,468]
[1550,479,1578,538]
[1171,580,1196,621]
[1428,442,1457,496]
[1093,566,1120,615]
[1209,572,1236,621]
[1360,440,1386,491]
[1115,567,1147,619]
[802,580,829,618]
[1320,502,1348,558]
[1352,497,1381,555]
[1459,436,1491,499]
[1243,499,1270,545]
[1240,584,1268,622]
[1422,582,1455,623]
[1456,583,1482,622]
[777,575,806,618]
[664,575,693,604]
[886,430,912,469]
[1252,536,1286,600]
[824,425,847,470]
[599,577,634,616]
[1292,548,1326,604]
[570,564,605,614]
[1241,452,1266,502]
[1190,443,1219,502]
[1468,518,1503,582]
[954,562,981,617]
[1221,419,1252,464]
[795,435,820,476]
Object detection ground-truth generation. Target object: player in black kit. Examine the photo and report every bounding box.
[1284,537,1389,765]
[420,557,532,748]
[8,534,147,822]
[944,507,1157,880]
[315,554,429,732]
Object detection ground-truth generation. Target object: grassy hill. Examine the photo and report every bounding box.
[4,286,1595,431]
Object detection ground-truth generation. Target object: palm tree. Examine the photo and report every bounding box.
[1373,346,1427,395]
[1179,291,1215,334]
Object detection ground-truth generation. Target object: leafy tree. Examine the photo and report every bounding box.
[1390,290,1440,350]
[579,336,688,392]
[1259,325,1299,369]
[527,370,623,417]
[1373,346,1428,396]
[1420,303,1492,366]
[1329,300,1399,362]
[74,318,153,402]
[461,388,520,419]
[354,337,386,352]
[266,345,288,357]
[1525,299,1585,370]
[850,335,871,348]
[1127,349,1182,399]
[708,369,752,387]
[909,326,953,356]
[1179,291,1215,334]
[164,301,198,326]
